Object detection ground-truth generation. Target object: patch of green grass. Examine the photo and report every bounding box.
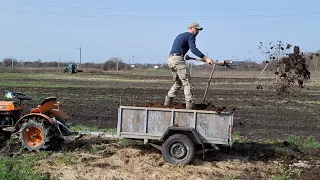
[269,175,287,180]
[263,138,277,144]
[269,166,302,180]
[6,134,20,145]
[118,139,143,147]
[223,173,236,180]
[232,131,246,143]
[88,144,116,154]
[89,146,102,153]
[56,153,74,165]
[0,81,83,88]
[0,72,169,89]
[144,69,170,75]
[0,153,53,180]
[291,99,320,105]
[71,125,116,133]
[36,151,52,159]
[287,135,320,149]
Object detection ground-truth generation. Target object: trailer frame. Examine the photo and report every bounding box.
[79,106,234,165]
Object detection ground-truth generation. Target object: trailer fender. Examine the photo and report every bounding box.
[160,127,202,144]
[13,113,54,133]
[160,126,207,160]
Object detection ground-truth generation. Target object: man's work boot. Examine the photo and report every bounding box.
[186,103,194,110]
[164,95,173,106]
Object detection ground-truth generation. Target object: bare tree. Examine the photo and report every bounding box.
[2,57,18,67]
[103,57,131,71]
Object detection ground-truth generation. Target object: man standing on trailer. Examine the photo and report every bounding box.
[164,22,223,109]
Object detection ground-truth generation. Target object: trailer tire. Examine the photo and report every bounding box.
[162,134,195,165]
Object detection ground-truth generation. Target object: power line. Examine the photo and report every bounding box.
[0,8,319,19]
[4,2,319,12]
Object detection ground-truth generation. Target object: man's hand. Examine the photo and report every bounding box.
[203,56,214,64]
[203,56,225,65]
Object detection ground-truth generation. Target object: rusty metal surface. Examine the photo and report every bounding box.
[119,106,233,145]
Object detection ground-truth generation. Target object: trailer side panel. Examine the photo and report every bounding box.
[119,106,233,145]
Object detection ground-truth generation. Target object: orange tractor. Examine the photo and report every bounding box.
[0,91,75,151]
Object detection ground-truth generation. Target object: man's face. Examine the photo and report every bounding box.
[191,27,200,35]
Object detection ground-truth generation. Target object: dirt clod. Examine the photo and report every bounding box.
[259,41,311,96]
[135,101,235,113]
[256,84,263,89]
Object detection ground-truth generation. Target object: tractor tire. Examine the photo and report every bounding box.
[162,134,195,165]
[19,120,49,151]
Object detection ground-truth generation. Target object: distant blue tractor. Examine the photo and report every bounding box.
[64,64,77,73]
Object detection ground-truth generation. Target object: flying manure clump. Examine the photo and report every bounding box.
[275,46,311,95]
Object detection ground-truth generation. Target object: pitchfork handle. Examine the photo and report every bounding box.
[202,64,216,103]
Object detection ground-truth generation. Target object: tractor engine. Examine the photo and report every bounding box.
[0,101,24,127]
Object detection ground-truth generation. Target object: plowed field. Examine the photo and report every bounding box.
[0,71,319,179]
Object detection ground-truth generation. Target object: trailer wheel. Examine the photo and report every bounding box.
[20,120,48,151]
[162,134,195,165]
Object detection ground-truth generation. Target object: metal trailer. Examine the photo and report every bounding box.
[80,106,234,165]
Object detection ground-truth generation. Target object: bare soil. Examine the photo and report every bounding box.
[0,73,319,179]
[34,139,320,180]
[135,102,236,113]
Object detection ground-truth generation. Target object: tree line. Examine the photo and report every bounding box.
[1,53,319,71]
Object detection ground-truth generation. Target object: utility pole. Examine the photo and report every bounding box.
[116,55,119,72]
[58,55,60,68]
[78,45,82,68]
[132,56,134,64]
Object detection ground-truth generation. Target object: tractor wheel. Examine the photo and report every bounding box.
[162,134,195,165]
[19,120,49,151]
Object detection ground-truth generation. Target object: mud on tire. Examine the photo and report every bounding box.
[162,134,195,165]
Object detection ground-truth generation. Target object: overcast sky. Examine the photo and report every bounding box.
[1,0,319,64]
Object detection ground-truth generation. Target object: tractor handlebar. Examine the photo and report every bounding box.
[4,91,32,102]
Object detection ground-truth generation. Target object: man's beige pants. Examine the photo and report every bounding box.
[166,55,193,104]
